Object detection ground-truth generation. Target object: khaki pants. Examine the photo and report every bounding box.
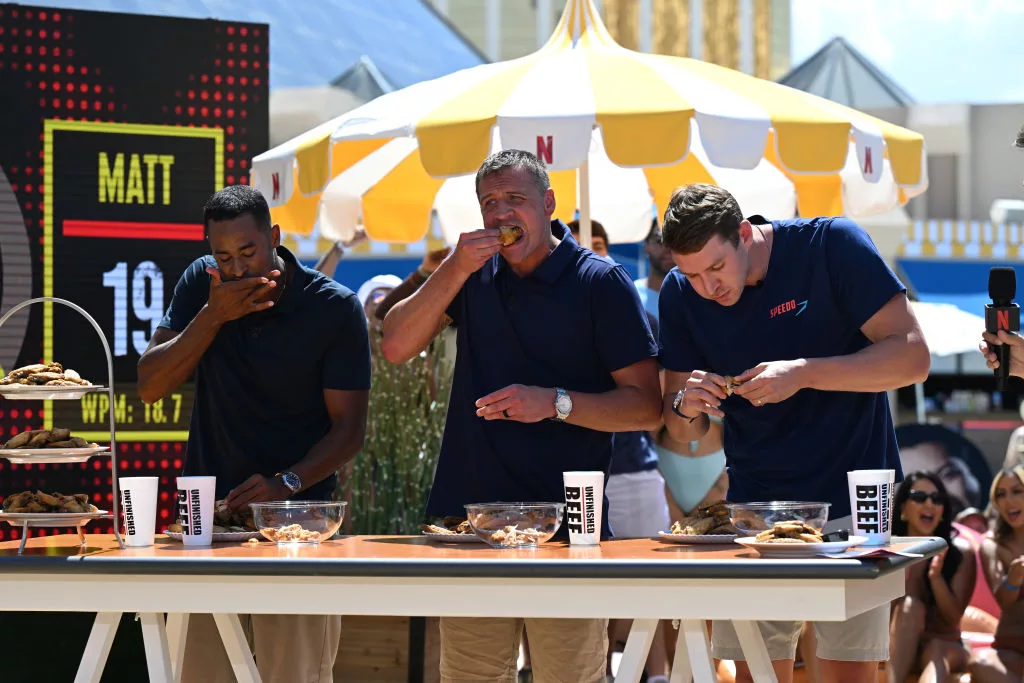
[439,616,607,683]
[180,613,341,683]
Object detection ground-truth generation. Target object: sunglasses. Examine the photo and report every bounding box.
[907,490,946,505]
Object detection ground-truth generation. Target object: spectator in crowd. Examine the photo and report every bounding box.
[969,466,1024,682]
[568,218,610,259]
[889,472,975,683]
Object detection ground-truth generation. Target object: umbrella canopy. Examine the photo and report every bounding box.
[316,122,913,246]
[253,0,928,241]
[909,301,986,358]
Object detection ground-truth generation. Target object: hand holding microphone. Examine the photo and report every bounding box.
[983,267,1022,387]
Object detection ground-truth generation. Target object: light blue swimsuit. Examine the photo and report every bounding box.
[655,416,726,513]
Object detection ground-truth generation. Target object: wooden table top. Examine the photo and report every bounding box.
[0,534,945,580]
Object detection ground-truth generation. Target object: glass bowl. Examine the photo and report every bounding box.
[726,501,831,535]
[249,501,347,544]
[464,502,564,548]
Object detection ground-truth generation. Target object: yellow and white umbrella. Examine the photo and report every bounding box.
[315,121,915,246]
[253,0,927,246]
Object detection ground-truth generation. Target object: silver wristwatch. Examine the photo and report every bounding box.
[554,387,572,421]
[279,471,302,495]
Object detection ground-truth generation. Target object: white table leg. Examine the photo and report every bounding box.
[212,613,261,683]
[616,618,658,683]
[732,620,777,683]
[668,620,691,683]
[165,613,189,683]
[679,620,715,683]
[139,612,173,683]
[74,611,121,683]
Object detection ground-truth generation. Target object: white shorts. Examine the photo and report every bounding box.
[606,468,671,538]
[711,604,890,662]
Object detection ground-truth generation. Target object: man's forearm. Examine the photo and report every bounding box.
[381,258,466,363]
[287,421,366,493]
[137,307,221,403]
[564,386,662,432]
[662,393,711,444]
[801,334,930,393]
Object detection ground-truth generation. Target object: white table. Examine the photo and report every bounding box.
[0,534,942,683]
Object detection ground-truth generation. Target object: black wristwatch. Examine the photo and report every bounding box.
[671,389,699,423]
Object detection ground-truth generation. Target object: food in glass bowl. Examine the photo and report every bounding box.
[249,501,346,544]
[464,502,564,548]
[726,501,830,536]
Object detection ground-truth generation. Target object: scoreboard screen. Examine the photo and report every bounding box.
[0,3,269,536]
[45,120,223,441]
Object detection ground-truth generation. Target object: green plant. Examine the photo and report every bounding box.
[338,329,454,534]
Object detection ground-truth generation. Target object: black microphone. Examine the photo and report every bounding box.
[985,267,1020,390]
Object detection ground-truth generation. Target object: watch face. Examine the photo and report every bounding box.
[556,395,572,414]
[282,472,301,492]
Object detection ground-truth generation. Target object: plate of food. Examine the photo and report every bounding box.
[0,428,107,462]
[0,362,101,400]
[657,501,742,544]
[164,499,261,543]
[420,517,484,543]
[734,521,867,557]
[0,490,106,526]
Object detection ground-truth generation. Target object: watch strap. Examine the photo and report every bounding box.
[672,389,699,423]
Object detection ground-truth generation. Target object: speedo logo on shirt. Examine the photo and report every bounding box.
[769,299,808,319]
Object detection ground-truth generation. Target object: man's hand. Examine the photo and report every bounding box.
[205,267,279,324]
[475,384,556,423]
[451,229,501,277]
[733,359,808,406]
[980,330,1024,379]
[421,246,452,275]
[679,370,729,419]
[224,474,290,510]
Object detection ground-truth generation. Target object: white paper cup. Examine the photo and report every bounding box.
[563,471,604,546]
[848,469,896,546]
[119,476,158,547]
[176,476,216,546]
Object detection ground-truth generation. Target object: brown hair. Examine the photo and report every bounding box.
[567,218,609,244]
[661,183,743,255]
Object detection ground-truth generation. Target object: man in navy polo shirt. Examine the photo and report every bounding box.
[138,184,370,683]
[658,184,930,683]
[381,149,661,682]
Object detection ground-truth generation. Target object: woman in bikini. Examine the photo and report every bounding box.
[889,471,976,683]
[969,466,1024,682]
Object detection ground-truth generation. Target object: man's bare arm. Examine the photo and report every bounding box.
[137,311,221,404]
[285,389,369,491]
[381,230,499,364]
[798,293,930,392]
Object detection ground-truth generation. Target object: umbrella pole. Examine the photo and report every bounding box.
[578,160,592,250]
[914,382,926,424]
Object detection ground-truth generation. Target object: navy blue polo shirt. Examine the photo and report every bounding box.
[658,217,905,519]
[429,221,658,537]
[158,246,371,501]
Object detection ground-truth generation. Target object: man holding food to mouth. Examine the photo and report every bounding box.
[137,185,371,683]
[381,149,662,682]
[657,183,930,683]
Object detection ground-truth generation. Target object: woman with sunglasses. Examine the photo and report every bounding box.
[969,466,1024,682]
[888,471,975,683]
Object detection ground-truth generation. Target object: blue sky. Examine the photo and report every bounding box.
[790,0,1024,105]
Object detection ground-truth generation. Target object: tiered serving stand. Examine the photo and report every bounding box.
[0,297,124,553]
